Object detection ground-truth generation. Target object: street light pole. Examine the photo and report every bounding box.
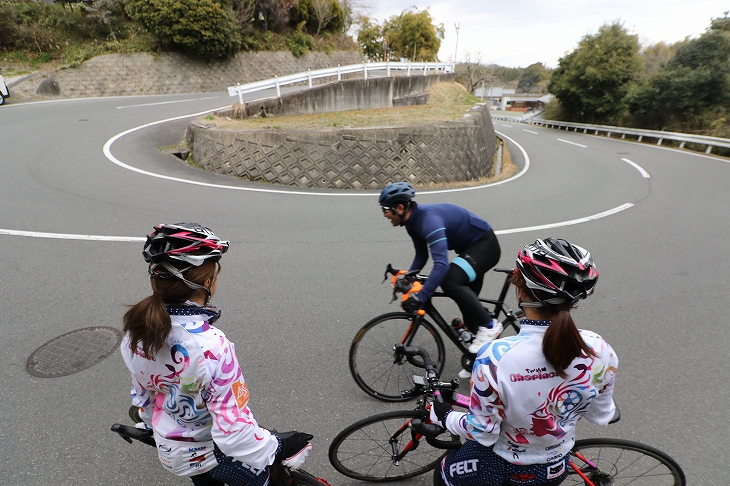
[453,22,460,71]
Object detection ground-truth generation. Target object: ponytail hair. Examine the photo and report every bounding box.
[510,271,596,378]
[124,260,219,358]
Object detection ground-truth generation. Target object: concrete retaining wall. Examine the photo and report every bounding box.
[188,98,496,189]
[222,73,455,118]
[9,50,364,99]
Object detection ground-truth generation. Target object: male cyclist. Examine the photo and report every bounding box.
[379,182,502,377]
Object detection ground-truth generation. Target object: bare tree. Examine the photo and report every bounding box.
[83,0,118,41]
[311,0,336,35]
[232,0,257,29]
[456,51,496,93]
[340,0,375,32]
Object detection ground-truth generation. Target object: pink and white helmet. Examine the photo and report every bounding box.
[143,223,229,279]
[516,238,598,306]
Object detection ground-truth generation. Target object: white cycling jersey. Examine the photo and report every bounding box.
[444,320,618,465]
[120,303,279,476]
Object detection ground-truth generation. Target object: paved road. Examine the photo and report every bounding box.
[1,93,727,484]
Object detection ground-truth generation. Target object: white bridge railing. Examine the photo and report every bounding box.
[526,119,730,155]
[227,61,454,104]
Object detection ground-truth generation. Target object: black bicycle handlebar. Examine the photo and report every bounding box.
[383,264,423,283]
[393,344,438,376]
[410,419,462,449]
[111,423,155,447]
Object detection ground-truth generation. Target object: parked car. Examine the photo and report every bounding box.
[0,69,9,105]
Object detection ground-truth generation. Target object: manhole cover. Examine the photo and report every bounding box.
[26,326,123,378]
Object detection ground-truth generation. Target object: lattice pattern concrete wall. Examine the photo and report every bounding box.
[10,51,363,99]
[188,104,496,189]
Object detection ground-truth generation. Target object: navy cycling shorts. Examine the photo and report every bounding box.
[437,440,569,486]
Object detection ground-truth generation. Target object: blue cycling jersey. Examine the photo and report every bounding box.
[405,203,491,302]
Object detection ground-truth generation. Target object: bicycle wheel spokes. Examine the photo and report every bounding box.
[565,439,686,486]
[329,410,449,482]
[349,313,445,402]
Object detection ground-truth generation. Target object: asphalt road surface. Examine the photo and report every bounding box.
[1,91,727,484]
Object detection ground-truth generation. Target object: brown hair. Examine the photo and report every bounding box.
[510,271,596,378]
[123,260,219,358]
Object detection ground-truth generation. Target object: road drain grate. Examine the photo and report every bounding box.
[26,326,123,378]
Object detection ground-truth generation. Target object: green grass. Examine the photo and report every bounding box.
[213,84,483,130]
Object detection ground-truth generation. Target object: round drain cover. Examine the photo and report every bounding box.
[26,326,123,378]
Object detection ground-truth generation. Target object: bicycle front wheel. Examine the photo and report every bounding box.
[328,410,453,482]
[349,312,446,402]
[565,438,686,486]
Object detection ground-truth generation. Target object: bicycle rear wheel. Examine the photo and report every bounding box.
[328,410,453,482]
[349,312,445,402]
[566,438,686,485]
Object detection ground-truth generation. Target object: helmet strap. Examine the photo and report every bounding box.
[396,201,412,226]
[203,262,221,306]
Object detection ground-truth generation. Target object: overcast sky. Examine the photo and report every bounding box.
[363,0,729,68]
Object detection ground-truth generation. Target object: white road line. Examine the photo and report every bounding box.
[523,129,538,134]
[501,124,513,128]
[116,96,221,109]
[0,203,633,241]
[621,158,651,178]
[495,203,634,235]
[0,108,633,241]
[103,120,530,196]
[557,138,587,148]
[0,229,144,241]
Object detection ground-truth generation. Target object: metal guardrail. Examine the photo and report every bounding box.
[526,119,730,154]
[227,61,454,104]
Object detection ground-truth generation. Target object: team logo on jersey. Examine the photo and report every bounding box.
[546,461,566,480]
[449,459,478,476]
[232,379,250,410]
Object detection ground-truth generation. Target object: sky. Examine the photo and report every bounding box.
[361,0,729,68]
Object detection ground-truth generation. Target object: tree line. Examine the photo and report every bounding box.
[546,14,730,138]
[0,0,363,62]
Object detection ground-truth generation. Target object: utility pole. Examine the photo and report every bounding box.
[453,22,460,71]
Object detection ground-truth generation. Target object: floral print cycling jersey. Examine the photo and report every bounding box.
[443,321,618,465]
[120,304,279,474]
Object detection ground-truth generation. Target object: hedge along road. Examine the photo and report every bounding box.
[1,90,726,484]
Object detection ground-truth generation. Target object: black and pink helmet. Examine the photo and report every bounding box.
[143,223,229,279]
[516,238,598,306]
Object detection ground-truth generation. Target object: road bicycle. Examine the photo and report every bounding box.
[349,264,524,402]
[331,345,686,485]
[111,409,330,486]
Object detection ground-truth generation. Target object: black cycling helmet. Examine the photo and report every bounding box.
[143,223,229,280]
[516,237,598,307]
[379,182,415,208]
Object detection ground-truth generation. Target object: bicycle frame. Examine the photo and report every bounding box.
[404,268,522,369]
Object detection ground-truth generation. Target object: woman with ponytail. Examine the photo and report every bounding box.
[430,238,618,486]
[121,223,313,486]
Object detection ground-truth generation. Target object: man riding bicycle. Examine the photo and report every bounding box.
[379,182,502,377]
